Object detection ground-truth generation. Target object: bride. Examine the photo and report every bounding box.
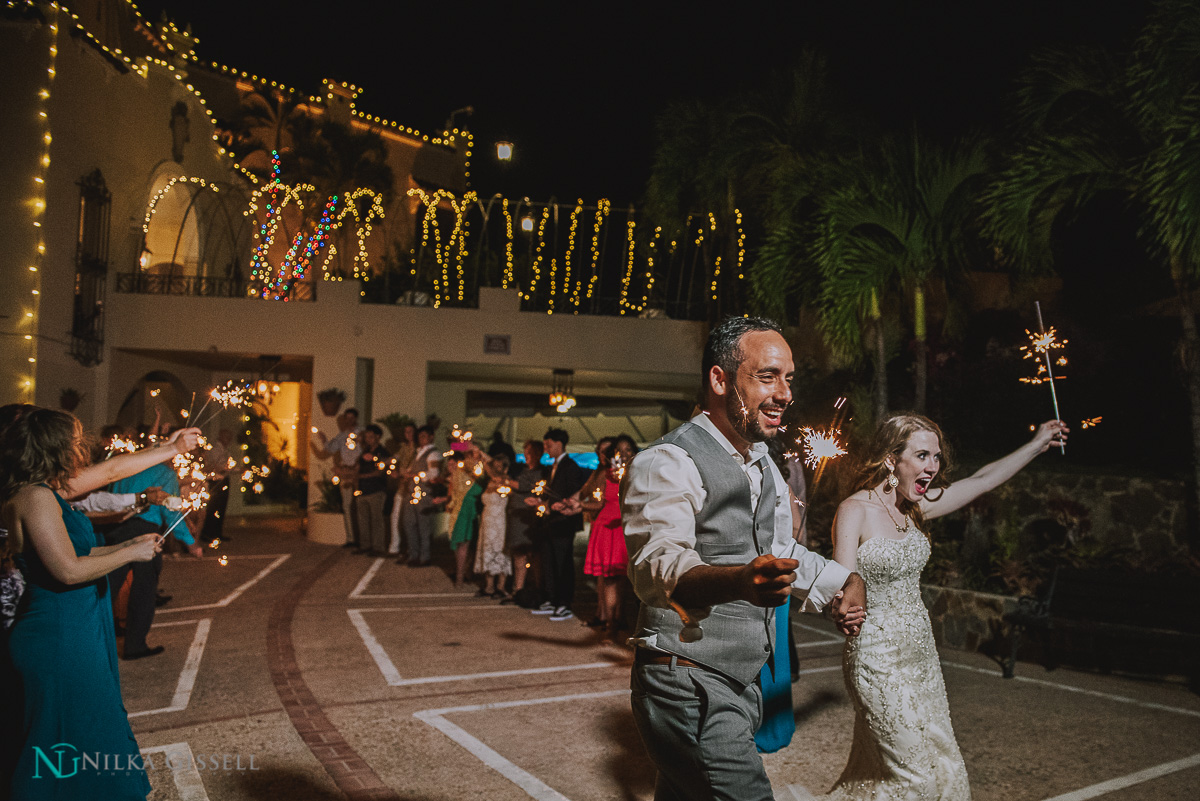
[825,412,1067,800]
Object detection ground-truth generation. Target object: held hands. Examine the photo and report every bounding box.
[831,573,867,637]
[145,487,169,506]
[1031,420,1069,453]
[166,427,202,455]
[741,555,798,608]
[126,533,163,563]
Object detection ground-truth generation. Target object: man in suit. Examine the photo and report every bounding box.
[533,428,586,621]
[622,316,867,800]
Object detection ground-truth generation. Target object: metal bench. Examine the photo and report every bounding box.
[1003,566,1200,688]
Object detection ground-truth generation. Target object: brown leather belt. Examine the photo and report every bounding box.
[634,648,702,669]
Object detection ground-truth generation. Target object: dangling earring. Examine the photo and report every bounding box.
[884,464,898,493]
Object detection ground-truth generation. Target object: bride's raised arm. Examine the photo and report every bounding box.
[919,420,1068,520]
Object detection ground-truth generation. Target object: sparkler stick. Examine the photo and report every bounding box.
[1034,301,1065,455]
[156,509,193,544]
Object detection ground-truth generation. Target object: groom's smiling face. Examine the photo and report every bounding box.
[725,330,794,444]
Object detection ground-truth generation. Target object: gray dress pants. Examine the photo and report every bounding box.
[630,660,774,801]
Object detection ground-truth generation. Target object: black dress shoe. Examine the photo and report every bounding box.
[123,645,165,660]
[341,542,357,549]
[154,592,172,607]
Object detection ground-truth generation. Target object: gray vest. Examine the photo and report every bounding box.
[633,421,778,686]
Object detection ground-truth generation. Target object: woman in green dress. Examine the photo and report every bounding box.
[446,448,485,589]
[0,404,200,800]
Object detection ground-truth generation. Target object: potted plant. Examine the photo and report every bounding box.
[316,388,346,417]
[59,388,84,412]
[377,412,413,444]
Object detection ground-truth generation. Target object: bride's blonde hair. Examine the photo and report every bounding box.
[851,412,952,531]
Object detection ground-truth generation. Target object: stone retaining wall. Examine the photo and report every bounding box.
[921,584,1015,654]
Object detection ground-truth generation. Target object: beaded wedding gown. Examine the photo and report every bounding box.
[825,529,971,801]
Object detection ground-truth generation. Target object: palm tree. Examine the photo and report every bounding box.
[982,0,1200,528]
[809,132,990,414]
[645,52,854,322]
[228,88,303,174]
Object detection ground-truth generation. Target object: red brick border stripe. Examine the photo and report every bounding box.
[267,550,401,801]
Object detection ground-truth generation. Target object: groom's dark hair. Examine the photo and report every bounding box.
[700,316,783,398]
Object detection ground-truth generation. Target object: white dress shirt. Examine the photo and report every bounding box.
[624,413,851,628]
[69,491,137,514]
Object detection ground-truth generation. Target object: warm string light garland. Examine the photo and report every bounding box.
[16,1,59,398]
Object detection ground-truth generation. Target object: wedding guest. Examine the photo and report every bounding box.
[313,408,362,549]
[200,428,234,544]
[446,448,484,589]
[107,442,202,660]
[584,435,636,635]
[532,428,586,621]
[474,454,512,597]
[387,421,417,555]
[501,440,545,605]
[0,404,200,800]
[400,426,442,567]
[354,425,392,556]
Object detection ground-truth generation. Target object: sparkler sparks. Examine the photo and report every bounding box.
[798,427,848,470]
[1081,416,1103,429]
[1018,327,1068,385]
[592,487,604,502]
[610,454,627,482]
[218,555,229,566]
[496,485,512,497]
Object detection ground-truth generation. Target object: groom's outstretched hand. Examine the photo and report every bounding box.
[741,555,798,608]
[832,573,867,636]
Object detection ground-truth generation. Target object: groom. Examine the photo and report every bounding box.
[623,316,867,801]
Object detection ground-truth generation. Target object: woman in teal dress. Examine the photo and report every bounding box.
[0,405,200,800]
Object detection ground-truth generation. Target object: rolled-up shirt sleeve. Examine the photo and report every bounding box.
[768,466,850,611]
[623,446,706,609]
[70,491,136,514]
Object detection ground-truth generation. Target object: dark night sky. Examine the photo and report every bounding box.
[136,1,1150,206]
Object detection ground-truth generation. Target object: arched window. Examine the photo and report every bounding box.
[142,168,202,279]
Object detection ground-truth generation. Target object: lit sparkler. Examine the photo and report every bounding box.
[610,454,627,482]
[218,555,229,566]
[1020,302,1067,454]
[105,435,139,459]
[1081,416,1102,429]
[496,485,512,497]
[592,487,604,502]
[798,427,848,471]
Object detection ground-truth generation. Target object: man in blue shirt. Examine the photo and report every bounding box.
[108,460,201,659]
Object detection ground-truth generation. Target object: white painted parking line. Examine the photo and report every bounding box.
[349,557,385,597]
[128,618,211,718]
[348,556,473,599]
[348,608,623,686]
[140,742,209,801]
[158,554,290,613]
[944,661,1200,719]
[415,691,628,801]
[1040,752,1200,801]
